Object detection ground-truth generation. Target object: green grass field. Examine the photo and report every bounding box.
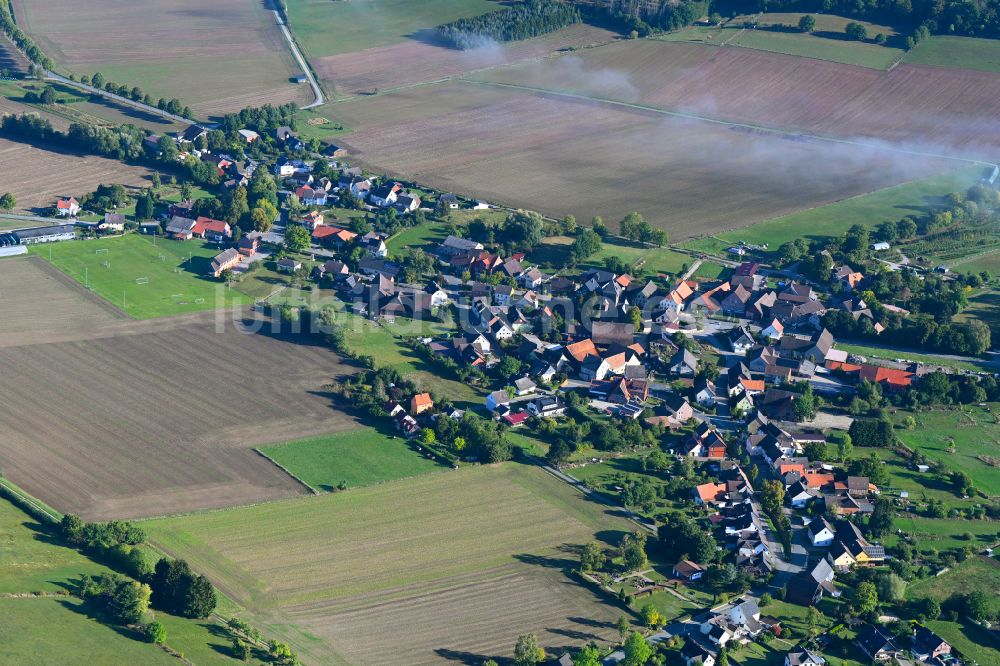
[260,428,446,492]
[0,498,240,664]
[904,35,1000,73]
[851,446,973,509]
[531,235,694,278]
[31,234,247,318]
[659,13,902,69]
[906,557,1000,664]
[287,0,500,58]
[955,288,1000,342]
[834,341,985,373]
[887,516,1000,551]
[142,464,633,663]
[896,405,1000,496]
[682,166,981,256]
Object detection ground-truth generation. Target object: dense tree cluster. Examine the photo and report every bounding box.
[438,1,581,48]
[598,0,710,33]
[79,573,151,624]
[151,559,218,619]
[657,513,717,562]
[80,72,190,118]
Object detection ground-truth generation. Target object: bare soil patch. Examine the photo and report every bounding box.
[0,136,152,213]
[315,24,616,95]
[0,318,359,519]
[332,81,946,237]
[0,256,124,342]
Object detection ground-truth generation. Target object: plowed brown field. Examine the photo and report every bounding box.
[0,311,359,520]
[11,0,309,115]
[475,40,1000,160]
[0,137,152,213]
[332,81,948,237]
[314,24,616,96]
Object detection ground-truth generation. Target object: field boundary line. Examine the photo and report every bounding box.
[252,448,320,495]
[459,78,990,168]
[0,477,61,523]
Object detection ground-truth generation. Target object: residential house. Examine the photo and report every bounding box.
[519,267,545,290]
[681,638,717,666]
[277,257,302,273]
[295,185,328,206]
[98,213,126,233]
[56,197,80,217]
[395,193,421,213]
[314,259,349,281]
[693,378,719,407]
[410,393,433,415]
[673,559,705,581]
[438,235,483,257]
[761,318,784,341]
[238,232,260,257]
[301,210,325,230]
[665,394,694,422]
[669,348,698,377]
[527,395,565,418]
[369,182,402,208]
[237,129,259,143]
[729,327,755,354]
[855,624,898,662]
[209,249,241,278]
[686,423,727,459]
[785,650,825,666]
[166,215,196,240]
[438,193,460,210]
[513,377,537,396]
[192,217,231,242]
[911,625,951,663]
[807,517,836,547]
[485,390,511,413]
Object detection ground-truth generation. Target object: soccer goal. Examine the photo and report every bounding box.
[158,253,165,262]
[135,277,149,285]
[95,248,108,255]
[171,293,183,300]
[101,261,111,269]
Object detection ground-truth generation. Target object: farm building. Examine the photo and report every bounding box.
[13,225,76,244]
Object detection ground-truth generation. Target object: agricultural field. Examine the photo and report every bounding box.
[0,256,124,347]
[143,464,634,665]
[895,405,1000,496]
[905,35,1000,74]
[11,0,310,116]
[0,136,153,214]
[887,516,1000,552]
[260,429,446,492]
[683,166,982,255]
[661,13,904,69]
[0,318,361,520]
[314,23,616,96]
[531,235,695,276]
[473,40,1000,161]
[31,234,248,319]
[955,289,1000,342]
[286,0,500,58]
[331,79,946,237]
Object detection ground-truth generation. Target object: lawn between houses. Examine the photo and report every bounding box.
[142,463,634,665]
[260,428,447,492]
[30,233,247,319]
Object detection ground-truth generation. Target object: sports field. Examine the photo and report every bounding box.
[905,35,1000,74]
[11,0,309,116]
[896,405,1000,496]
[31,234,248,319]
[144,464,633,664]
[260,429,447,492]
[0,317,361,519]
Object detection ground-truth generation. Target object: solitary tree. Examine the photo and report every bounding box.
[0,192,15,211]
[798,15,816,32]
[284,224,311,253]
[622,632,653,666]
[514,633,545,665]
[845,22,868,41]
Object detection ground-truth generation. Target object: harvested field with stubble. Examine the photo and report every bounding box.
[0,317,363,520]
[315,24,616,96]
[332,80,947,237]
[11,0,309,116]
[0,137,152,213]
[474,40,1000,160]
[144,464,632,665]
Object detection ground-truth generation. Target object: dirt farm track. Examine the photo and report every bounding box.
[0,258,361,520]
